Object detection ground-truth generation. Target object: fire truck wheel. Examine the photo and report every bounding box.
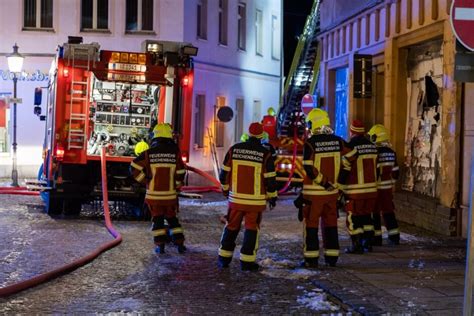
[63,200,82,216]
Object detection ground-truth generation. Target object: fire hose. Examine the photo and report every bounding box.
[0,148,122,298]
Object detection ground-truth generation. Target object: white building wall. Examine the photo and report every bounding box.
[0,0,281,180]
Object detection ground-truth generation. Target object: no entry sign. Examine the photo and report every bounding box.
[451,0,474,51]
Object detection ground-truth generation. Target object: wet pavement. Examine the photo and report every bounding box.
[0,192,467,315]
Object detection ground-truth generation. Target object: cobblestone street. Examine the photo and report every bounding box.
[0,193,466,314]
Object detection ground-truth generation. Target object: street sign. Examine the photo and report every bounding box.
[450,0,474,51]
[9,98,22,104]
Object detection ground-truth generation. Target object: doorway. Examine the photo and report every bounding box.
[334,67,349,140]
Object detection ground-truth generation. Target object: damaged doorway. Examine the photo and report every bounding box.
[402,39,443,198]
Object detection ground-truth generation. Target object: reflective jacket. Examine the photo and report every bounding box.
[130,137,186,206]
[303,133,356,196]
[220,137,277,212]
[376,144,399,191]
[339,135,378,200]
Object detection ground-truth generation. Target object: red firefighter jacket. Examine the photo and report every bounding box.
[339,135,378,200]
[303,133,357,196]
[130,138,186,206]
[376,144,399,191]
[220,137,277,212]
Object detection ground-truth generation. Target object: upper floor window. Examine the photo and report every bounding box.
[255,9,263,56]
[126,0,154,32]
[197,0,208,39]
[271,15,280,60]
[24,0,53,29]
[237,2,246,50]
[81,0,108,31]
[218,0,228,45]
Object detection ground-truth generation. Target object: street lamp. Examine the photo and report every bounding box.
[6,43,24,187]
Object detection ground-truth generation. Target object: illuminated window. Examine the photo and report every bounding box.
[234,98,244,142]
[219,0,228,45]
[215,97,226,147]
[24,0,53,29]
[194,94,206,148]
[81,0,108,31]
[255,9,263,56]
[126,0,154,32]
[238,2,246,50]
[271,15,280,60]
[197,0,208,40]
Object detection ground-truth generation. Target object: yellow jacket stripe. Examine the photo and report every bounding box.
[304,250,319,258]
[324,249,339,257]
[131,161,144,171]
[264,171,277,178]
[240,253,257,262]
[152,229,167,237]
[229,196,266,206]
[266,191,277,198]
[176,169,186,175]
[219,248,233,258]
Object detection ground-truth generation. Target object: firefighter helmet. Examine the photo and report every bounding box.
[134,141,149,156]
[368,124,389,143]
[306,108,330,130]
[240,133,249,142]
[153,123,173,139]
[267,107,276,116]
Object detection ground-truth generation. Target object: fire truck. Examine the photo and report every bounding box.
[34,37,197,215]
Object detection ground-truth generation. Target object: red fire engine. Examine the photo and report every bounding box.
[34,37,197,215]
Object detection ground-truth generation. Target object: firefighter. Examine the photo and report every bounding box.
[130,123,187,254]
[240,132,249,142]
[262,107,277,140]
[301,108,357,267]
[368,124,400,245]
[218,122,278,271]
[339,120,378,254]
[261,132,277,161]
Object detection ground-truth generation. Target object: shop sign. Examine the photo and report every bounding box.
[450,0,474,51]
[455,53,474,82]
[0,70,49,82]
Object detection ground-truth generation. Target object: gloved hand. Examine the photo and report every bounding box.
[268,197,277,210]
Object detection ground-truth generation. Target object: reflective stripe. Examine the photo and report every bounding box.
[363,225,374,231]
[302,189,338,196]
[343,187,377,194]
[304,250,319,258]
[266,191,277,198]
[378,185,393,189]
[342,183,377,190]
[135,173,145,182]
[342,157,352,170]
[222,165,231,172]
[170,227,184,235]
[147,189,177,196]
[228,197,266,206]
[149,163,176,193]
[315,173,323,184]
[146,193,177,200]
[240,253,257,262]
[230,192,266,200]
[303,160,313,166]
[219,248,233,258]
[131,161,144,171]
[345,148,357,158]
[176,169,186,174]
[377,162,395,167]
[388,228,400,236]
[264,171,277,178]
[347,213,364,235]
[276,177,304,182]
[231,160,262,200]
[152,229,167,237]
[374,230,382,236]
[392,166,399,171]
[222,184,229,191]
[377,180,394,186]
[324,249,339,257]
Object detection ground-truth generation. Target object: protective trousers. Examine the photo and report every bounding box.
[345,199,375,252]
[373,190,400,245]
[303,195,340,266]
[149,204,184,246]
[218,208,262,267]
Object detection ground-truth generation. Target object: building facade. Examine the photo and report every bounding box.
[0,0,282,180]
[317,0,473,236]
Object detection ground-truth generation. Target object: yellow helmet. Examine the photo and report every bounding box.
[368,124,389,143]
[153,123,173,139]
[267,107,276,116]
[240,133,249,142]
[134,140,149,156]
[306,108,330,130]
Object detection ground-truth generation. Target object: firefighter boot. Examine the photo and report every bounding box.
[372,235,383,246]
[177,244,187,254]
[155,243,165,254]
[301,257,319,269]
[345,235,364,254]
[218,256,231,268]
[240,261,260,271]
[388,234,400,245]
[361,231,373,252]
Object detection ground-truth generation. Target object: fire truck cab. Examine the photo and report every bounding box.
[36,37,197,215]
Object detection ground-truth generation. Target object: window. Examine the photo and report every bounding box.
[81,0,108,31]
[126,0,154,32]
[271,15,280,60]
[234,99,244,142]
[218,0,228,45]
[237,2,246,50]
[197,0,208,39]
[24,0,53,29]
[194,94,206,148]
[214,97,226,147]
[252,100,261,122]
[255,9,263,56]
[0,99,8,153]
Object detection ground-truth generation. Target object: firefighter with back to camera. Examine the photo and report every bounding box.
[368,124,401,246]
[339,120,378,254]
[130,123,187,254]
[218,122,278,271]
[299,108,357,268]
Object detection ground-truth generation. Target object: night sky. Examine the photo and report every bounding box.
[283,0,314,77]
